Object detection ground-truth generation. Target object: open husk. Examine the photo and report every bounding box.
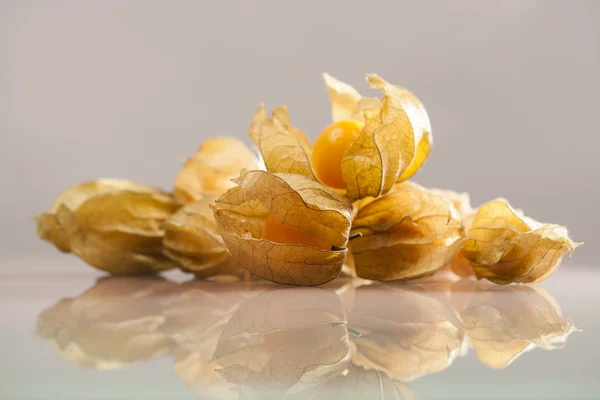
[324,73,433,200]
[249,73,433,201]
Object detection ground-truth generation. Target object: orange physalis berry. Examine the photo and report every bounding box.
[264,215,330,251]
[311,120,362,189]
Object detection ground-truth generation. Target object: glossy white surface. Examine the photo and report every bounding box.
[0,258,597,399]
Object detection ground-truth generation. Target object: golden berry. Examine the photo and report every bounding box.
[264,215,330,250]
[311,120,362,189]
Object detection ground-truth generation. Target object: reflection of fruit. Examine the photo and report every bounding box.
[36,277,177,370]
[264,328,304,353]
[312,364,419,400]
[312,120,362,189]
[469,339,531,369]
[213,288,351,399]
[160,280,269,342]
[164,281,272,400]
[461,284,578,369]
[449,278,479,314]
[348,284,464,382]
[173,346,237,400]
[263,325,334,355]
[36,274,577,400]
[263,215,330,250]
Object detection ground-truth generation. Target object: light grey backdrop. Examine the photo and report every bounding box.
[1,0,598,263]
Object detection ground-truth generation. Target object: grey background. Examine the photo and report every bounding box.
[1,0,598,264]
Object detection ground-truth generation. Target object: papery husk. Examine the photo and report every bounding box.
[461,199,580,284]
[37,179,161,253]
[174,137,261,203]
[213,170,353,285]
[365,74,432,183]
[446,252,475,277]
[427,188,475,277]
[341,107,414,200]
[163,193,246,279]
[212,287,351,399]
[428,188,472,218]
[347,283,464,382]
[37,180,179,275]
[461,283,578,368]
[350,183,463,281]
[64,191,178,274]
[251,74,433,201]
[249,105,315,179]
[36,277,176,370]
[323,73,363,123]
[322,73,433,200]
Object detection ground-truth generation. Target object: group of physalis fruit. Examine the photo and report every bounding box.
[37,73,581,286]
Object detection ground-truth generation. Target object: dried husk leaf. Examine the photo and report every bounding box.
[365,74,432,183]
[446,252,475,277]
[461,284,578,368]
[311,364,419,400]
[461,199,580,284]
[347,283,464,382]
[213,170,353,285]
[174,137,261,203]
[350,184,463,281]
[213,287,350,398]
[429,188,472,218]
[323,72,363,122]
[341,107,414,200]
[249,105,315,179]
[37,179,161,252]
[326,74,432,201]
[350,97,384,123]
[59,190,180,275]
[163,193,246,279]
[36,277,176,370]
[426,188,475,277]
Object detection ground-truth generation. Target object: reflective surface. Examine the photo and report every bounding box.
[1,260,598,399]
